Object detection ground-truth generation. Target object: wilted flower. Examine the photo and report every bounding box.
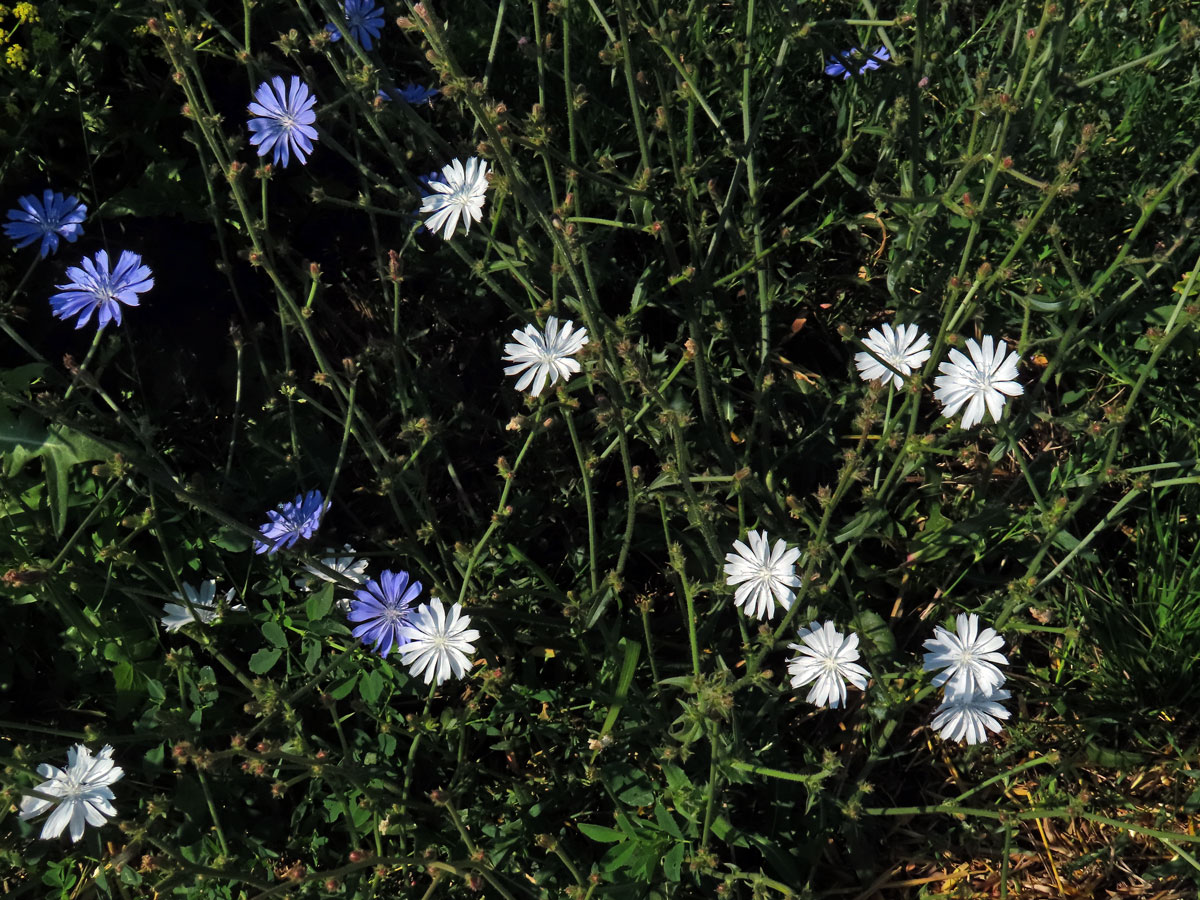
[398,598,479,685]
[19,744,124,842]
[723,529,800,620]
[502,316,589,397]
[933,335,1023,429]
[159,580,241,632]
[348,569,422,657]
[49,249,153,330]
[419,157,489,240]
[253,490,329,555]
[786,621,870,708]
[854,322,931,390]
[248,76,318,167]
[295,545,370,611]
[923,612,1008,697]
[4,189,86,257]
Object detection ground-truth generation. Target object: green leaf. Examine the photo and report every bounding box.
[249,648,281,674]
[306,587,333,622]
[0,415,110,537]
[653,802,684,840]
[594,638,641,745]
[261,621,287,648]
[849,609,896,656]
[212,526,252,553]
[663,843,685,881]
[329,672,358,700]
[578,823,626,843]
[359,669,383,704]
[112,660,136,693]
[619,784,655,807]
[302,638,322,673]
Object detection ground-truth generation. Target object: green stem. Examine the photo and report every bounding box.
[563,409,598,596]
[457,426,539,604]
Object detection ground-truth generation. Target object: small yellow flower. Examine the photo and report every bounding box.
[13,2,38,24]
[6,42,28,68]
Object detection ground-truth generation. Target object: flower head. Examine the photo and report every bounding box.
[296,545,368,586]
[502,316,589,397]
[723,529,800,620]
[248,76,318,168]
[933,335,1023,429]
[381,83,439,106]
[398,598,480,685]
[4,189,87,257]
[253,490,329,555]
[923,613,1008,697]
[348,569,422,657]
[19,744,124,842]
[787,621,870,708]
[825,45,890,79]
[49,249,153,330]
[160,580,240,632]
[854,322,931,390]
[325,0,385,49]
[932,685,1011,745]
[296,546,369,612]
[419,156,489,240]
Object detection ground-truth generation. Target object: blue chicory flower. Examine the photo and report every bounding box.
[248,76,319,168]
[380,83,440,106]
[325,0,385,50]
[253,490,329,555]
[49,250,153,330]
[347,569,423,657]
[4,190,87,258]
[824,45,891,79]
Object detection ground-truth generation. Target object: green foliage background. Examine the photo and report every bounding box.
[3,0,1200,896]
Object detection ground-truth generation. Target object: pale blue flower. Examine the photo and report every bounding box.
[326,0,385,50]
[253,490,329,555]
[4,190,86,257]
[49,250,153,330]
[248,76,318,167]
[347,569,422,657]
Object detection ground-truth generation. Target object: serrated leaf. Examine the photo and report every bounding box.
[249,648,281,674]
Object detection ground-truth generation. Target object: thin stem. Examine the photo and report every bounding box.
[564,409,598,596]
[457,425,540,604]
